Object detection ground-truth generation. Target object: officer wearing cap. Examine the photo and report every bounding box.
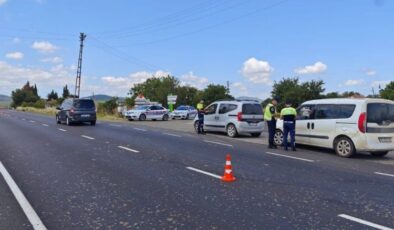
[264,97,279,148]
[280,100,297,151]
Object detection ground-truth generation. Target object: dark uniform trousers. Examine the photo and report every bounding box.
[198,112,204,133]
[283,121,295,148]
[267,119,276,146]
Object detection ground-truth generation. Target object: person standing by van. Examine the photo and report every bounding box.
[280,100,297,151]
[196,100,205,134]
[264,97,279,148]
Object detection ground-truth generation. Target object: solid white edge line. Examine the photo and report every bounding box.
[29,120,36,123]
[134,128,146,131]
[265,152,315,162]
[204,140,233,147]
[41,124,48,127]
[81,135,95,140]
[0,161,47,230]
[58,128,67,132]
[338,214,393,230]
[163,132,181,137]
[118,145,140,153]
[375,172,394,178]
[186,167,222,180]
[109,124,122,127]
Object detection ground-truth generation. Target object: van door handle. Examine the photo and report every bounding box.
[311,123,315,129]
[307,122,310,129]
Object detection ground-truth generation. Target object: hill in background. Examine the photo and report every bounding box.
[0,94,11,108]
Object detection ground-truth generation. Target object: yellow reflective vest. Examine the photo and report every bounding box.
[264,103,276,121]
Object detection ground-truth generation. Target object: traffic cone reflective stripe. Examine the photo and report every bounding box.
[222,154,236,182]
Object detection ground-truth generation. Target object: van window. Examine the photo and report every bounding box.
[74,100,95,109]
[297,105,315,120]
[219,104,237,114]
[367,103,394,124]
[315,104,355,119]
[205,104,218,115]
[242,104,262,115]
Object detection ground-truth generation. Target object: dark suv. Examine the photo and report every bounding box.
[56,98,97,126]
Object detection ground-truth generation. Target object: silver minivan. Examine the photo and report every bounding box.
[194,100,264,137]
[275,98,394,157]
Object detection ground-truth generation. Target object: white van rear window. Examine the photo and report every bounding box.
[367,103,394,123]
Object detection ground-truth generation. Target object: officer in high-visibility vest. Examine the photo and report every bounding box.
[264,97,279,148]
[280,100,297,151]
[196,100,205,134]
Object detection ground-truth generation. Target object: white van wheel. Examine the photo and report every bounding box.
[226,124,238,138]
[274,130,283,146]
[334,137,355,158]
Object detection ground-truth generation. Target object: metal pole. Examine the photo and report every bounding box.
[75,32,86,98]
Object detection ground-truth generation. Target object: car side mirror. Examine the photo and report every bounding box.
[56,106,61,110]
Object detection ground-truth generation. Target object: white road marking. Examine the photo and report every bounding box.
[375,172,394,178]
[186,167,222,180]
[118,145,140,153]
[58,128,67,132]
[163,132,181,137]
[109,124,122,127]
[22,118,26,121]
[81,135,95,140]
[29,120,36,123]
[134,128,146,131]
[265,152,315,162]
[41,124,49,127]
[204,140,233,147]
[338,214,393,230]
[0,161,47,230]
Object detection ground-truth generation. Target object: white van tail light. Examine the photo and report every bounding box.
[237,112,243,121]
[358,112,366,133]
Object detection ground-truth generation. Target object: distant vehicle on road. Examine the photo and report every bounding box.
[125,105,169,121]
[56,98,96,126]
[170,105,197,120]
[194,99,264,137]
[275,98,394,157]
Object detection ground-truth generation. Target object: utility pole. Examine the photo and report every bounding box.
[74,32,87,98]
[226,80,230,94]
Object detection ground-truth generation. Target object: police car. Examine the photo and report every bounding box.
[125,105,170,121]
[170,105,197,120]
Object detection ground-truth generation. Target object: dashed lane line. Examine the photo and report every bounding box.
[81,135,95,140]
[163,132,182,137]
[338,214,393,230]
[58,128,67,132]
[41,124,49,127]
[29,120,36,123]
[0,161,47,230]
[265,151,315,163]
[134,128,147,131]
[374,172,394,178]
[186,167,222,180]
[109,124,122,127]
[118,145,140,153]
[203,140,233,147]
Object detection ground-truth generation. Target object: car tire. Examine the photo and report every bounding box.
[274,130,284,146]
[66,117,71,126]
[91,120,96,126]
[128,119,133,121]
[226,124,238,138]
[370,151,389,157]
[186,114,189,120]
[139,114,146,121]
[162,114,169,121]
[56,115,61,124]
[251,133,261,137]
[334,136,355,158]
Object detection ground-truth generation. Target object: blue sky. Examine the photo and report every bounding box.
[0,0,393,99]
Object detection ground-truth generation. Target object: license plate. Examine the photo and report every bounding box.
[249,122,257,126]
[379,137,392,143]
[81,114,90,118]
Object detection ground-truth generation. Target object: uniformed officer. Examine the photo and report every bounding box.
[280,100,297,151]
[264,97,279,149]
[196,100,205,134]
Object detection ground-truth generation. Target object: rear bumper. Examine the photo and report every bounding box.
[353,134,394,152]
[237,122,264,134]
[69,114,96,122]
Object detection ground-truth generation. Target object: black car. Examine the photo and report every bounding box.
[56,98,97,126]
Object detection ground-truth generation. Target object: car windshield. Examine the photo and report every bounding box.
[176,106,188,110]
[367,103,394,123]
[135,105,150,110]
[242,104,263,115]
[73,100,95,109]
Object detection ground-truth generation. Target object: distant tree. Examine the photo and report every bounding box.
[325,92,341,98]
[380,81,394,100]
[100,97,118,114]
[175,85,201,106]
[47,90,58,101]
[11,81,40,107]
[124,97,135,108]
[341,91,364,98]
[202,84,233,105]
[62,85,70,98]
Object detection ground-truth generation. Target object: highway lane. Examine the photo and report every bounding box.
[0,109,393,229]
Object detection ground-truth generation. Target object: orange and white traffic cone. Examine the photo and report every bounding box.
[222,154,236,182]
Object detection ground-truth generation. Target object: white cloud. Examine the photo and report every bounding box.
[241,57,273,84]
[345,79,365,86]
[0,0,7,6]
[32,41,57,53]
[12,37,21,44]
[371,80,389,88]
[294,61,327,74]
[41,56,63,63]
[5,52,24,60]
[180,72,209,89]
[362,68,377,76]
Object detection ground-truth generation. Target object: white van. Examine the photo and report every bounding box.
[275,98,394,157]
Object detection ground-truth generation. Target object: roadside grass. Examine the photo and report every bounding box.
[0,102,10,108]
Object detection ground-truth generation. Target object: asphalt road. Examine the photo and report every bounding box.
[0,109,393,229]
